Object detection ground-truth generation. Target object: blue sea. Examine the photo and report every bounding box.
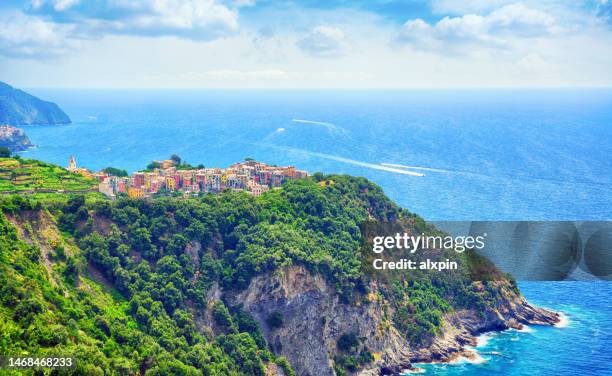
[17,89,612,375]
[416,282,612,376]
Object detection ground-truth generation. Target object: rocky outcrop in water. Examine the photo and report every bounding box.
[0,125,33,152]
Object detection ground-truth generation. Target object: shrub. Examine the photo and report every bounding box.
[212,301,236,332]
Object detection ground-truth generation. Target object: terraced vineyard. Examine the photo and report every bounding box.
[0,158,96,193]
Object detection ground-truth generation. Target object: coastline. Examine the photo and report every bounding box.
[406,306,565,375]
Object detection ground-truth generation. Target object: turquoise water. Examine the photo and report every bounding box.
[414,282,612,375]
[15,89,612,374]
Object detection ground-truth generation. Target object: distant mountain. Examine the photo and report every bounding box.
[0,125,33,152]
[0,81,71,125]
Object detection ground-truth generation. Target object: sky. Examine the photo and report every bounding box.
[1,0,611,88]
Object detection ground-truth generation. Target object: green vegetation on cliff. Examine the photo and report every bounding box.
[0,158,515,375]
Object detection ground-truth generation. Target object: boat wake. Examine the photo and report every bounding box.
[291,118,347,135]
[250,143,425,177]
[261,127,286,141]
[381,163,450,173]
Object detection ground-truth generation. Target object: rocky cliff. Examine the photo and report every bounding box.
[221,265,558,376]
[224,265,411,376]
[0,81,71,125]
[0,125,33,152]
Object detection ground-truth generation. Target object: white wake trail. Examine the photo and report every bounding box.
[292,119,336,127]
[318,154,424,176]
[261,127,286,141]
[381,163,450,173]
[291,118,347,135]
[252,143,425,177]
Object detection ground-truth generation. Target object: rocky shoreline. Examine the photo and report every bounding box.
[376,296,560,376]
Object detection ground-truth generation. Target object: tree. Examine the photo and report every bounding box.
[103,167,128,177]
[217,333,266,376]
[170,154,182,165]
[147,161,161,170]
[0,147,10,158]
[212,301,236,332]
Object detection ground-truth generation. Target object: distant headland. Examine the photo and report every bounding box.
[0,81,71,125]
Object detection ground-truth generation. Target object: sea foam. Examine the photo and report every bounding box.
[555,312,570,328]
[475,332,496,347]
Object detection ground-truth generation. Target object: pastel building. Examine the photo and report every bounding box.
[97,159,307,199]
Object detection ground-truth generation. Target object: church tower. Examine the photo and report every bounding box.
[68,155,77,171]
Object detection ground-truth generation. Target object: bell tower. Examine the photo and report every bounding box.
[68,155,77,171]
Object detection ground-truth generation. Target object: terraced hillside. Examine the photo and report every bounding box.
[0,158,96,193]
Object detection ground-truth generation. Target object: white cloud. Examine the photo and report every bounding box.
[29,0,240,41]
[399,3,558,53]
[486,3,557,36]
[0,12,79,58]
[52,0,80,11]
[99,0,238,40]
[2,1,612,87]
[297,26,345,57]
[1,0,242,59]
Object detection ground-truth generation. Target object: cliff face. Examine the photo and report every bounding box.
[224,266,558,376]
[225,265,411,376]
[0,125,33,152]
[0,81,71,125]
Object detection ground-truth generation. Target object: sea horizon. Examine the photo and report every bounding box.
[16,88,612,221]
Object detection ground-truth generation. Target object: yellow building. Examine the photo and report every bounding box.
[161,160,175,169]
[128,187,145,198]
[166,177,176,191]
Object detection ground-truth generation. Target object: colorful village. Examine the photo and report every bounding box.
[67,156,308,199]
